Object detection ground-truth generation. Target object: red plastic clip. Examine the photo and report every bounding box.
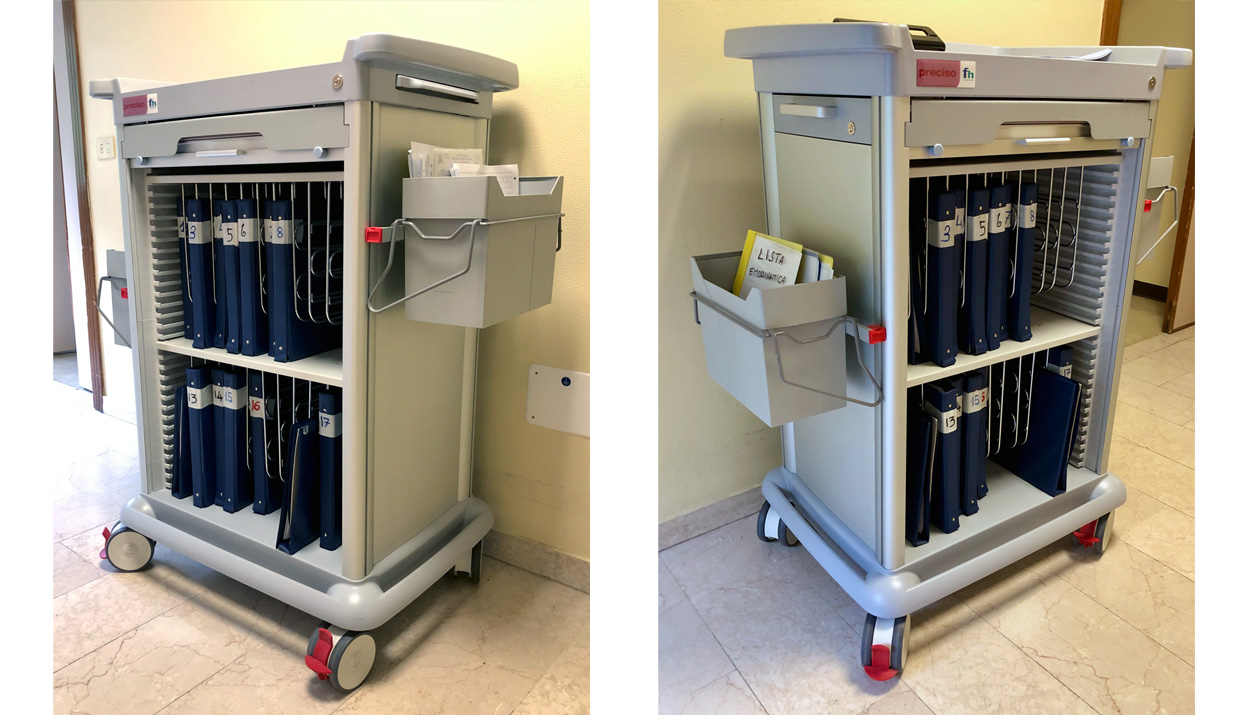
[364,226,383,244]
[305,627,335,680]
[1144,198,1153,212]
[99,526,112,560]
[867,325,887,345]
[1073,520,1101,548]
[863,644,898,681]
[120,287,129,299]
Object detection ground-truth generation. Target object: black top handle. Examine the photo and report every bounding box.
[833,18,946,52]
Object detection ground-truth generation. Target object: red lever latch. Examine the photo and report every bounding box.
[365,226,384,243]
[120,287,129,299]
[1144,199,1153,212]
[867,325,887,345]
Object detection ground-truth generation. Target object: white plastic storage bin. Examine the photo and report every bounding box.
[399,175,564,328]
[691,251,851,427]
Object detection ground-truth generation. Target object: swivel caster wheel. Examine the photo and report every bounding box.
[306,622,377,693]
[448,540,484,583]
[100,523,155,572]
[861,613,910,681]
[1073,510,1114,555]
[755,502,798,547]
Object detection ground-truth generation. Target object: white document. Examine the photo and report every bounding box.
[450,163,520,197]
[409,141,484,178]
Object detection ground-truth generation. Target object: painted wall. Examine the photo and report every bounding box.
[1118,0,1195,288]
[75,0,590,560]
[658,0,1106,522]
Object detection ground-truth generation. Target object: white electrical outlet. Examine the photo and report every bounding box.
[96,136,115,160]
[526,365,589,438]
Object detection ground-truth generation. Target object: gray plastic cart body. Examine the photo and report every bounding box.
[716,22,1191,671]
[91,35,562,674]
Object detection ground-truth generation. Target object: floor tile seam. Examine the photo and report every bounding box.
[149,640,270,715]
[1109,533,1195,585]
[957,593,1101,714]
[1116,395,1195,427]
[1112,431,1193,467]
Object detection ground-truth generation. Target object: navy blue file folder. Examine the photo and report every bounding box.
[906,396,936,547]
[994,366,1081,497]
[986,184,1011,350]
[186,366,217,508]
[177,198,193,340]
[248,372,282,515]
[185,199,216,349]
[960,188,991,356]
[236,199,268,357]
[212,200,228,349]
[221,201,242,355]
[1008,183,1038,342]
[960,369,990,512]
[1046,345,1075,378]
[214,369,252,513]
[170,385,194,499]
[925,380,962,534]
[924,191,959,367]
[277,418,321,555]
[267,200,338,362]
[908,180,928,365]
[319,391,343,551]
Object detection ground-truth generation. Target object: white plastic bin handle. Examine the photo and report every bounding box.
[780,103,838,119]
[1015,137,1071,146]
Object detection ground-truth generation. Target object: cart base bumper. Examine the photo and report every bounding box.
[119,493,493,631]
[761,465,1126,619]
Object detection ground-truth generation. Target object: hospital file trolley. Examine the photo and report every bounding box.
[689,22,1192,681]
[89,34,564,693]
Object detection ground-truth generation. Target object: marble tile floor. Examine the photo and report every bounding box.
[660,328,1196,714]
[51,381,589,715]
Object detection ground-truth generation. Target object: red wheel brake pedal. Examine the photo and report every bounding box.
[863,644,898,681]
[1073,520,1101,547]
[99,526,112,560]
[305,627,335,680]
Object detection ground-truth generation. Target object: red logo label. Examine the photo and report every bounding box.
[916,59,961,87]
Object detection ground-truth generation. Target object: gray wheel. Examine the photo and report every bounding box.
[756,502,775,543]
[105,524,155,572]
[1072,510,1114,555]
[328,631,376,693]
[469,540,483,584]
[861,613,909,680]
[777,519,798,547]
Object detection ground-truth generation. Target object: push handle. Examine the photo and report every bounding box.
[833,18,946,51]
[395,75,479,103]
[780,104,838,119]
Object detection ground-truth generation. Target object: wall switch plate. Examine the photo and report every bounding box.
[526,364,589,438]
[96,136,115,160]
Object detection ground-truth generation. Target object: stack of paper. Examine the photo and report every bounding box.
[731,230,835,299]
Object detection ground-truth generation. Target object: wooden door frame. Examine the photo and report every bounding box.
[54,0,105,411]
[1163,134,1195,332]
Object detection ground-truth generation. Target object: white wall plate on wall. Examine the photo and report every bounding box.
[526,364,589,438]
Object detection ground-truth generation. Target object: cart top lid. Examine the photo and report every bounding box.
[725,22,1192,101]
[90,34,519,125]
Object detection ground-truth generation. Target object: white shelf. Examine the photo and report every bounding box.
[156,338,342,387]
[147,489,342,577]
[904,462,1100,567]
[905,307,1099,387]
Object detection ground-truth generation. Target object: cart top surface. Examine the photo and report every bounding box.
[90,33,519,125]
[725,23,1192,101]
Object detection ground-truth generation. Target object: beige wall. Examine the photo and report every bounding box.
[75,1,590,560]
[1118,0,1195,288]
[658,0,1106,522]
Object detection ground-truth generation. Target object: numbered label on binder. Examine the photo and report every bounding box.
[970,213,988,242]
[178,215,186,241]
[319,412,342,438]
[925,401,962,434]
[187,221,211,245]
[249,396,275,420]
[927,218,956,248]
[212,385,226,407]
[962,387,989,414]
[213,214,225,243]
[221,386,246,410]
[990,204,1011,233]
[223,223,238,247]
[1017,202,1037,229]
[272,219,293,245]
[955,206,966,237]
[238,217,258,243]
[187,384,211,410]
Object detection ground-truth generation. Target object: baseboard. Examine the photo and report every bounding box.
[659,486,763,551]
[1132,280,1168,301]
[483,530,589,594]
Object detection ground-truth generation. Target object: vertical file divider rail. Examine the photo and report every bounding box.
[716,21,1191,680]
[90,34,543,693]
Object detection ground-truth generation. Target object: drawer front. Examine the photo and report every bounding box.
[905,99,1151,150]
[120,105,349,160]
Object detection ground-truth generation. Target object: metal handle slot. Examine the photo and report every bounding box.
[690,293,884,409]
[395,75,480,103]
[366,213,564,314]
